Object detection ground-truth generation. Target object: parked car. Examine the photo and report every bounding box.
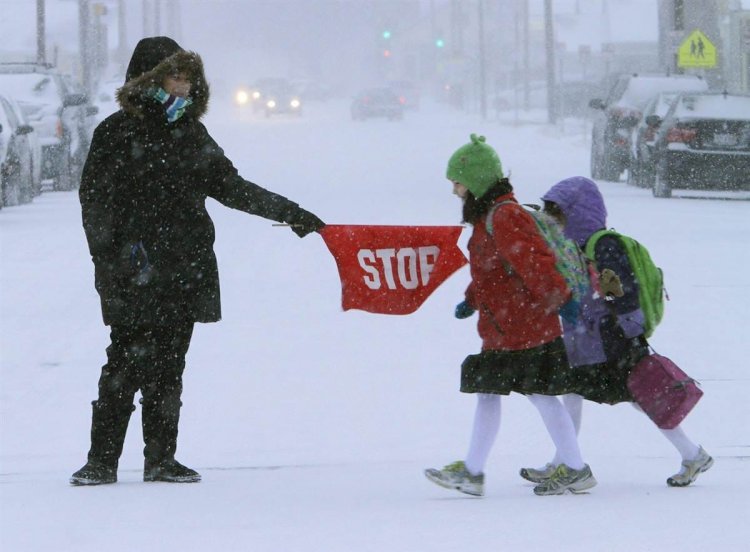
[5,94,42,196]
[0,63,98,191]
[648,92,750,198]
[589,73,708,181]
[0,93,35,207]
[627,91,681,188]
[351,88,404,121]
[263,82,302,117]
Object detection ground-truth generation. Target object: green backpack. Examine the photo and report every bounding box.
[584,229,666,338]
[486,202,591,306]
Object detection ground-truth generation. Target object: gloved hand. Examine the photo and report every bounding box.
[599,268,624,297]
[559,299,580,324]
[129,241,155,286]
[455,300,476,319]
[285,208,325,238]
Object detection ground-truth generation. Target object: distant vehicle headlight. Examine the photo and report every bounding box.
[290,99,301,109]
[252,90,261,100]
[235,90,249,105]
[266,100,277,109]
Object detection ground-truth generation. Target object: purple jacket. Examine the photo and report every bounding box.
[542,176,646,367]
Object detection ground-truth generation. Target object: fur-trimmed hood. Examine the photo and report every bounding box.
[116,37,209,120]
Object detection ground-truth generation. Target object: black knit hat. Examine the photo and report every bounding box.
[125,36,183,83]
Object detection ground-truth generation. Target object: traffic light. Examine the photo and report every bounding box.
[435,38,445,48]
[383,49,392,58]
[382,30,392,40]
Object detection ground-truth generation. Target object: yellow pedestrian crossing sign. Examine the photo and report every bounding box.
[678,30,717,68]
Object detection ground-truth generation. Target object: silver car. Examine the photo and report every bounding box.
[0,63,98,191]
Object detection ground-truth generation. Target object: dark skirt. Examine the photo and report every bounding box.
[572,337,650,405]
[460,337,578,396]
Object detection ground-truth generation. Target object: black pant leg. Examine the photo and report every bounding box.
[140,322,195,464]
[86,325,145,466]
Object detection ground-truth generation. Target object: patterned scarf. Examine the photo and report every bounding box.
[150,87,193,123]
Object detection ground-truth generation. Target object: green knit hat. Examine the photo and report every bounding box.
[446,134,504,199]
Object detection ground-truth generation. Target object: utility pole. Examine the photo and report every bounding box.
[37,0,46,65]
[520,0,530,110]
[79,0,92,96]
[118,0,127,74]
[478,0,487,120]
[544,0,556,123]
[154,0,161,35]
[143,0,150,36]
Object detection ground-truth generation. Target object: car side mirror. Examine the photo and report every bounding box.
[86,105,99,116]
[588,98,606,110]
[63,93,88,107]
[17,124,35,135]
[645,114,661,127]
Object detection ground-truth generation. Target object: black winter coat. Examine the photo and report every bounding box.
[80,42,310,326]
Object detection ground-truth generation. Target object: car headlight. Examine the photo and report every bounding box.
[266,100,276,109]
[252,91,261,100]
[290,99,301,108]
[235,90,249,105]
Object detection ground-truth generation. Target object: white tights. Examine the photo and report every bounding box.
[555,394,700,462]
[464,393,585,476]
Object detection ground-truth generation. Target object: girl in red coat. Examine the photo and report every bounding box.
[424,134,595,496]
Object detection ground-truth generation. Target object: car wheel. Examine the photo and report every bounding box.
[652,171,672,198]
[52,145,74,191]
[626,160,640,187]
[1,164,21,207]
[639,161,656,189]
[600,152,621,181]
[590,142,602,179]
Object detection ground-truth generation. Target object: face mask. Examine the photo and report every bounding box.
[150,87,193,123]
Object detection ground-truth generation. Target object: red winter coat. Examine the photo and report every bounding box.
[465,194,570,351]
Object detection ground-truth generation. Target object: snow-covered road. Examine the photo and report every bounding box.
[2,99,748,551]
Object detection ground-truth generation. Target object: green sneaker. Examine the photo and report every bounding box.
[519,463,556,483]
[424,460,484,497]
[667,446,713,487]
[533,464,597,496]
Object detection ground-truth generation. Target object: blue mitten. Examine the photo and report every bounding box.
[455,300,476,319]
[559,299,580,324]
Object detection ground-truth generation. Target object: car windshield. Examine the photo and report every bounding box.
[364,89,395,100]
[0,73,63,107]
[672,94,750,120]
[652,93,679,117]
[618,77,707,110]
[266,85,294,96]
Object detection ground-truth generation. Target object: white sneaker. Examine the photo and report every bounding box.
[533,464,597,496]
[667,446,713,487]
[424,460,484,497]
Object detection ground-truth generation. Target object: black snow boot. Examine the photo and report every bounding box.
[141,392,200,483]
[70,400,134,486]
[144,458,201,483]
[70,460,118,486]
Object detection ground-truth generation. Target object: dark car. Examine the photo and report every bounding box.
[589,73,708,181]
[0,63,98,191]
[0,93,36,207]
[627,91,681,188]
[351,88,404,121]
[648,92,750,198]
[244,77,293,113]
[263,83,303,117]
